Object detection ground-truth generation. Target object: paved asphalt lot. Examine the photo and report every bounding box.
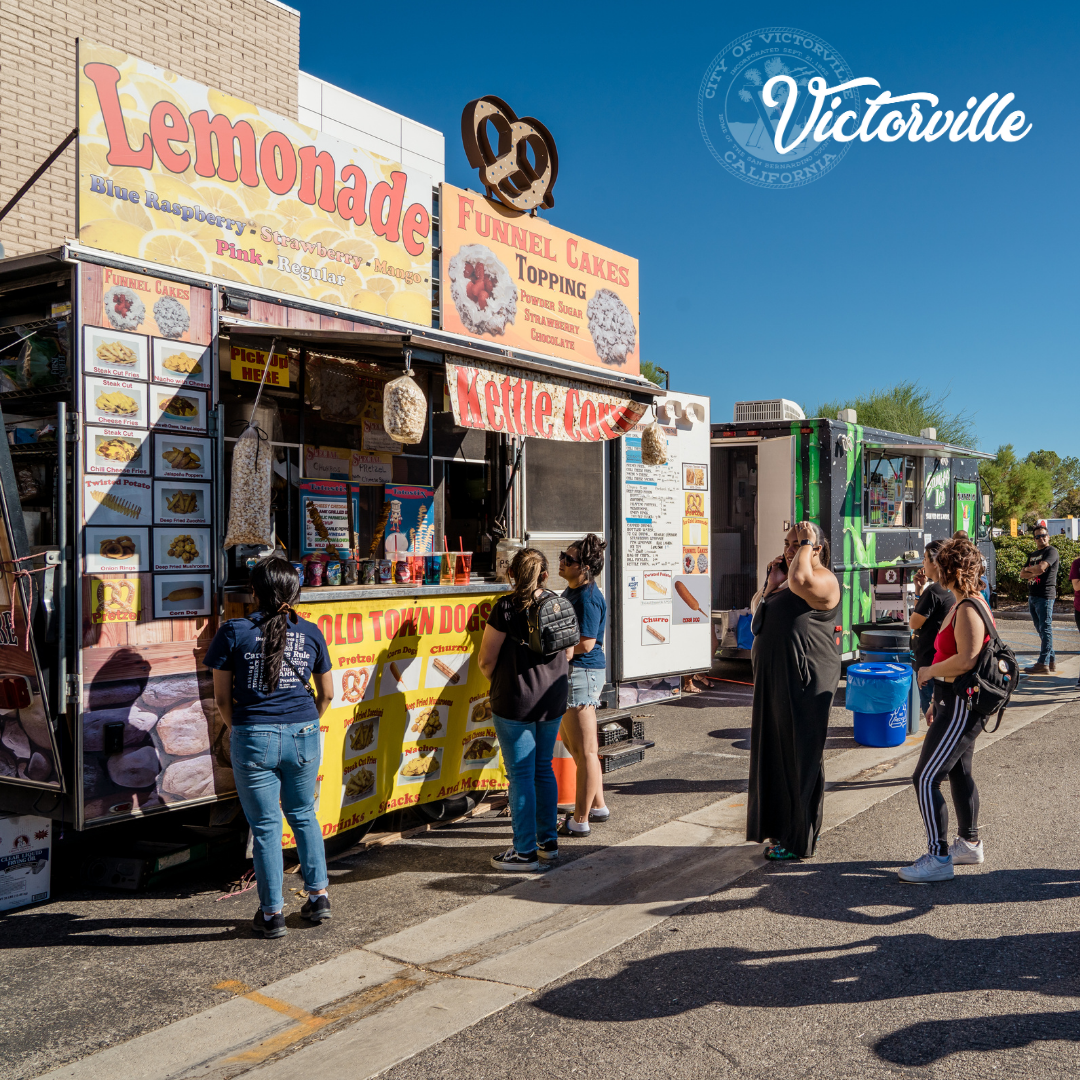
[2,618,1077,1079]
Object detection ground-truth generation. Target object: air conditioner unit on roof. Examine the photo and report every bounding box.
[733,399,805,423]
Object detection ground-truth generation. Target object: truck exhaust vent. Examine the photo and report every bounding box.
[733,399,805,423]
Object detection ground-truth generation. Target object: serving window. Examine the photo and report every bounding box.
[864,452,920,528]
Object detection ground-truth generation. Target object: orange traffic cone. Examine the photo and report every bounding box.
[552,729,577,807]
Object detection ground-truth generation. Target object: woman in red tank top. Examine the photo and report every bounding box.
[899,539,995,883]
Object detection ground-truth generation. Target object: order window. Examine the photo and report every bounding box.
[864,453,919,528]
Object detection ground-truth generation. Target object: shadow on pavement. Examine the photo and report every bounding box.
[874,1010,1080,1065]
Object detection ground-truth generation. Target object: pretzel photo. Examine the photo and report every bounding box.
[341,668,368,704]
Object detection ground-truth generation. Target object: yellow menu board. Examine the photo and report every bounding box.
[287,592,506,845]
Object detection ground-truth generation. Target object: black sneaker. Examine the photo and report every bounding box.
[251,910,287,938]
[558,813,590,838]
[490,848,544,871]
[301,893,332,923]
[537,840,560,863]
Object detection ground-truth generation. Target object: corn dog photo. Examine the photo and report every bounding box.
[674,580,704,613]
[389,661,403,685]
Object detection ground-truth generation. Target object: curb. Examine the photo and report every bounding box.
[994,611,1077,624]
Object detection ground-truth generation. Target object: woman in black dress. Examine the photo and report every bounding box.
[747,520,842,860]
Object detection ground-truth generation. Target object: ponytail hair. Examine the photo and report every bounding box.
[508,548,549,611]
[574,533,607,583]
[805,522,830,570]
[249,556,301,692]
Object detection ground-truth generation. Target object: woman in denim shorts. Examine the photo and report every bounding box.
[558,534,610,838]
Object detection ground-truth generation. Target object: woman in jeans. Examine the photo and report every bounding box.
[205,557,334,937]
[558,534,609,838]
[479,548,572,871]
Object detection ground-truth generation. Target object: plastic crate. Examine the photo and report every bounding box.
[632,719,645,740]
[600,745,646,773]
[598,724,627,747]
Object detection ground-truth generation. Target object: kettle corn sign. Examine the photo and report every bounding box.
[76,41,433,322]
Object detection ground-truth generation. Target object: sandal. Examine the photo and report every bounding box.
[764,844,799,861]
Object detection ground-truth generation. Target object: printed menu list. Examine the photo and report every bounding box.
[624,428,680,566]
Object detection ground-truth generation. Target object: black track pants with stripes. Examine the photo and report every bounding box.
[911,682,984,857]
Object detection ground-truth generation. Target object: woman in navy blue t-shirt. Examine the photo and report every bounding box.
[558,534,609,838]
[205,557,334,938]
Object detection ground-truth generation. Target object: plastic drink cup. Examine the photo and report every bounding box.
[424,554,442,584]
[439,553,454,584]
[376,559,392,584]
[454,552,472,585]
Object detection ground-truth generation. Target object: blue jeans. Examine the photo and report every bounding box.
[492,713,561,855]
[231,722,328,913]
[1029,596,1055,664]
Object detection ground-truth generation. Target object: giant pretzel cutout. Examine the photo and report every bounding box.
[461,96,559,212]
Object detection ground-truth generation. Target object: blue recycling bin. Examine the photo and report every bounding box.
[859,628,922,736]
[845,663,912,747]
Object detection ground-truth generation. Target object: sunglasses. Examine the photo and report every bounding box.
[1034,532,1048,539]
[559,551,580,564]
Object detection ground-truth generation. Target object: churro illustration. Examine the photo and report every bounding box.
[674,581,704,613]
[646,623,667,643]
[91,490,142,519]
[432,658,460,683]
[647,579,667,595]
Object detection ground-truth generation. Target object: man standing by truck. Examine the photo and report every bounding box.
[1020,525,1059,674]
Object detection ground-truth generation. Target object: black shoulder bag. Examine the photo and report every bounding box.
[951,598,1020,732]
[513,591,581,656]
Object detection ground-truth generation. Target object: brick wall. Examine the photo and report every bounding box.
[0,0,300,258]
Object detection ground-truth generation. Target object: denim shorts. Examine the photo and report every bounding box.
[567,665,604,709]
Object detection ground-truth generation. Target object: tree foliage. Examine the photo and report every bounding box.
[639,361,667,389]
[1025,449,1080,517]
[979,445,1054,528]
[812,381,975,447]
[994,535,1080,601]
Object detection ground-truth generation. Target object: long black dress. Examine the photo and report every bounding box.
[746,585,842,857]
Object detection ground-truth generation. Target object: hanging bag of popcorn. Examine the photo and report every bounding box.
[640,420,668,466]
[224,337,276,548]
[383,352,426,444]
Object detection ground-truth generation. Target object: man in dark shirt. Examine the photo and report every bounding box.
[1020,526,1059,674]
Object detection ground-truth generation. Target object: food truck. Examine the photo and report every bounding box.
[0,44,713,848]
[710,400,996,661]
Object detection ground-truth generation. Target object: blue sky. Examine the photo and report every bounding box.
[293,1,1077,458]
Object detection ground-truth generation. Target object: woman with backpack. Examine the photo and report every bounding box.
[205,557,335,938]
[478,548,573,871]
[902,537,995,883]
[558,534,609,838]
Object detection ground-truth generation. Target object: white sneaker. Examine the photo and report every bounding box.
[898,853,954,883]
[949,837,984,865]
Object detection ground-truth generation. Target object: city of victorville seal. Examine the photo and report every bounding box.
[698,27,862,190]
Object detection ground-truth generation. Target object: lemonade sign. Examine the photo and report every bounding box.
[76,40,434,323]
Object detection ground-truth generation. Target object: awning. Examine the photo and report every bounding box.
[862,440,996,461]
[219,317,661,399]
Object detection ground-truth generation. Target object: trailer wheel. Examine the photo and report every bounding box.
[416,790,486,823]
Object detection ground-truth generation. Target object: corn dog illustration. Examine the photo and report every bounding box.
[674,580,704,613]
[646,623,667,643]
[432,658,460,683]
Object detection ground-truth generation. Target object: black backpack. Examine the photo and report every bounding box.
[515,591,580,656]
[952,598,1020,732]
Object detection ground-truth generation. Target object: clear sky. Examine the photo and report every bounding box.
[292,0,1078,458]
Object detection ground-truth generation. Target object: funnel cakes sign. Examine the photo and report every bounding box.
[76,41,433,320]
[445,357,648,443]
[440,182,640,376]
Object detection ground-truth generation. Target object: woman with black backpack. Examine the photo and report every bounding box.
[478,548,574,871]
[902,538,996,883]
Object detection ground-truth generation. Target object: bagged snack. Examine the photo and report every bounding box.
[223,421,272,548]
[383,372,426,444]
[640,421,668,466]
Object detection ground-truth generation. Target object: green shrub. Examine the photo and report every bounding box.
[993,535,1080,602]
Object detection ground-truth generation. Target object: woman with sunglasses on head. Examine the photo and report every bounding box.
[557,534,609,838]
[746,521,842,861]
[204,557,335,938]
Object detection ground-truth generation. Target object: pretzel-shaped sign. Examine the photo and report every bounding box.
[461,96,559,212]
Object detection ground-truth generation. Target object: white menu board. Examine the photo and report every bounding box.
[617,393,711,680]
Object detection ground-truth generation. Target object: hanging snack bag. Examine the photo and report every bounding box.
[383,372,426,444]
[223,421,272,548]
[640,421,668,466]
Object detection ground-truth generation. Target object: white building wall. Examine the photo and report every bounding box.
[298,72,445,183]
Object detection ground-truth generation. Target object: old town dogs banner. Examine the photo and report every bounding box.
[76,41,433,323]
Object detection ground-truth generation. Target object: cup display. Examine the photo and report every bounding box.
[454,552,473,585]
